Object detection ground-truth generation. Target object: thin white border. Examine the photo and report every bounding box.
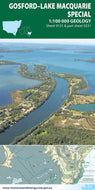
[0,39,95,45]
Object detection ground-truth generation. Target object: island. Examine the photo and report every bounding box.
[74,58,95,63]
[0,47,34,53]
[75,51,95,54]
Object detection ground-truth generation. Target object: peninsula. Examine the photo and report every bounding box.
[0,61,56,133]
[11,65,95,145]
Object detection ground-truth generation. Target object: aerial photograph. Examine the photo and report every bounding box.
[0,39,95,145]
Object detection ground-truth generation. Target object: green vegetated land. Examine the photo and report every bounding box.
[44,145,92,184]
[12,65,95,145]
[0,60,21,65]
[1,61,95,144]
[0,61,56,133]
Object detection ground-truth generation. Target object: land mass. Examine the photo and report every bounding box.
[0,145,14,168]
[0,61,56,133]
[74,58,95,63]
[0,60,21,65]
[0,47,34,53]
[75,51,95,54]
[11,65,95,145]
[44,145,93,184]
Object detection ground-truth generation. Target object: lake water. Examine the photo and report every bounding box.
[0,43,95,144]
[0,76,68,144]
[70,104,95,112]
[0,65,41,106]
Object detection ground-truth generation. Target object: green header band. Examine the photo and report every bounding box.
[0,0,95,38]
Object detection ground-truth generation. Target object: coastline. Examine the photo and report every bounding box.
[1,62,95,145]
[0,61,56,133]
[11,65,95,145]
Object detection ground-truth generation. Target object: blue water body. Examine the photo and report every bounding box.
[0,76,68,144]
[0,146,62,184]
[0,65,41,106]
[70,104,95,112]
[1,43,95,95]
[0,43,95,144]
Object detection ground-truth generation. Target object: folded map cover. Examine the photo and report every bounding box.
[0,0,95,190]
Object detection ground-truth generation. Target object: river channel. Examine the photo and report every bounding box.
[0,76,68,144]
